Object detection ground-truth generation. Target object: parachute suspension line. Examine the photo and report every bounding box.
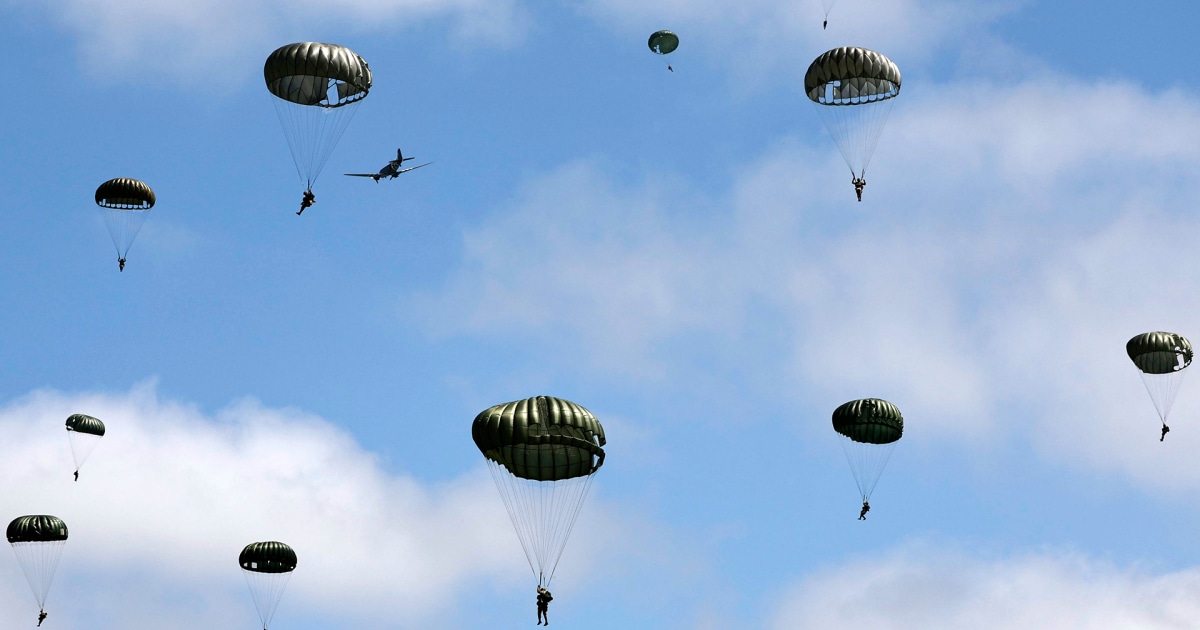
[242,569,292,630]
[271,88,364,187]
[486,460,595,587]
[814,96,896,178]
[838,436,897,502]
[100,208,151,258]
[11,541,66,608]
[1138,370,1187,425]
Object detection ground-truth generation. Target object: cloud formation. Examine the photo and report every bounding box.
[418,71,1200,490]
[0,383,522,628]
[770,547,1200,629]
[5,0,525,81]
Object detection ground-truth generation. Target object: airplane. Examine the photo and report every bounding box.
[344,149,432,182]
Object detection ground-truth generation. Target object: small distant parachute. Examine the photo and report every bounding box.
[1127,331,1192,439]
[7,515,68,619]
[95,178,154,270]
[473,396,605,587]
[264,42,372,191]
[805,47,901,200]
[240,541,297,630]
[65,414,105,481]
[833,398,903,512]
[820,0,839,28]
[648,30,678,71]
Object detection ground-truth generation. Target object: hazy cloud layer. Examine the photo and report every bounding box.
[0,384,523,628]
[771,547,1200,629]
[419,72,1200,489]
[4,0,525,80]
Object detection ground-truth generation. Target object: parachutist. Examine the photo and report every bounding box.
[852,177,866,202]
[668,65,674,72]
[73,470,78,482]
[858,501,870,520]
[536,585,553,625]
[37,610,46,627]
[297,189,315,216]
[823,20,828,29]
[1161,423,1170,442]
[118,257,125,272]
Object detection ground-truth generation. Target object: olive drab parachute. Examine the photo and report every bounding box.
[1127,331,1192,436]
[240,541,297,630]
[805,47,902,199]
[7,515,68,615]
[833,399,903,507]
[648,30,679,70]
[65,414,105,479]
[473,396,605,587]
[264,42,372,189]
[95,177,154,269]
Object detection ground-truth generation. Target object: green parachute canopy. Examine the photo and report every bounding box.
[473,396,605,587]
[239,542,298,574]
[832,398,903,506]
[264,42,372,189]
[95,178,154,265]
[804,47,902,194]
[7,516,68,543]
[1128,331,1192,432]
[65,414,105,479]
[65,414,105,437]
[473,396,605,482]
[8,515,68,613]
[648,30,679,55]
[832,398,903,444]
[240,541,296,630]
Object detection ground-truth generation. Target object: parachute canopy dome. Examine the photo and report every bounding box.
[239,542,297,574]
[95,178,154,209]
[65,414,105,437]
[805,47,902,105]
[1128,332,1193,374]
[7,516,68,543]
[264,42,372,108]
[832,398,903,445]
[473,396,606,482]
[648,30,679,55]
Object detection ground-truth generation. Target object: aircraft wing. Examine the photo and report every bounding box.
[396,162,432,175]
[344,173,380,177]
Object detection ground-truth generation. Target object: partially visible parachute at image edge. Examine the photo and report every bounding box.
[832,398,903,509]
[1127,331,1192,439]
[264,42,372,190]
[473,395,605,587]
[804,46,901,201]
[240,541,297,630]
[7,515,68,616]
[648,30,679,71]
[95,177,154,270]
[65,413,105,480]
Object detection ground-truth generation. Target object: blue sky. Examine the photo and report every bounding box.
[2,0,1200,627]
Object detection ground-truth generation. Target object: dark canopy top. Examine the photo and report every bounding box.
[95,178,155,210]
[832,398,904,445]
[473,396,606,482]
[805,47,902,105]
[7,515,68,543]
[239,541,297,573]
[65,414,105,436]
[648,30,679,55]
[1128,331,1193,374]
[264,42,372,107]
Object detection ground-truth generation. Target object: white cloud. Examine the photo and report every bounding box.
[5,0,525,82]
[416,71,1200,488]
[770,547,1200,629]
[0,382,523,628]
